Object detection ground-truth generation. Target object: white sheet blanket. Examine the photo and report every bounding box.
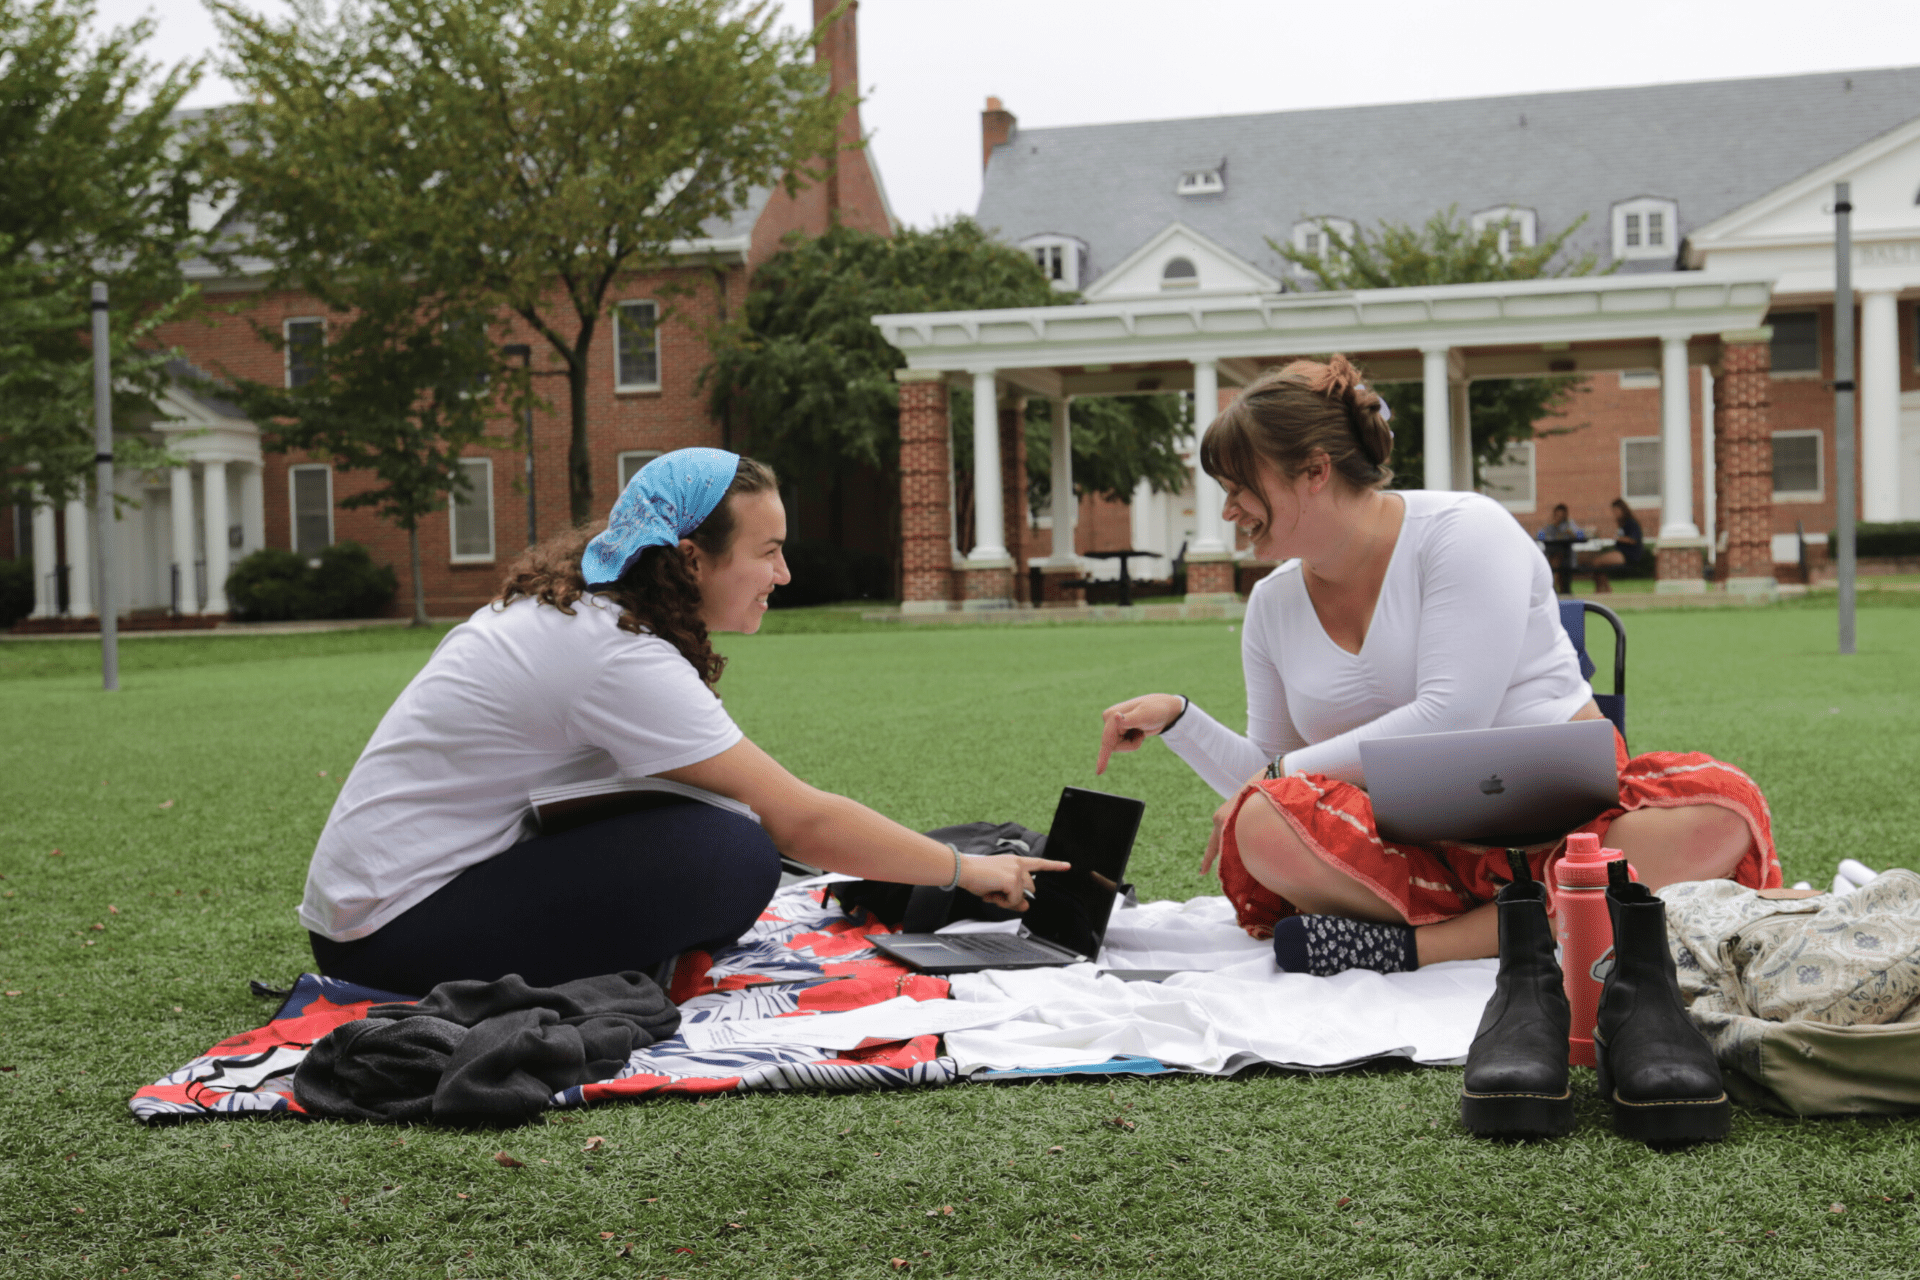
[944,895,1497,1076]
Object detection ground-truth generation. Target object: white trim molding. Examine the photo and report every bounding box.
[288,463,334,558]
[449,456,495,563]
[283,317,324,389]
[1620,436,1663,507]
[872,272,1775,401]
[1020,234,1086,292]
[613,300,662,392]
[1770,428,1824,503]
[1471,205,1537,258]
[1612,197,1679,263]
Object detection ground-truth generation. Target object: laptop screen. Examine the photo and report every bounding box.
[1021,787,1144,959]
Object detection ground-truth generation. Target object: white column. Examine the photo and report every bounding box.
[1421,347,1452,491]
[239,462,265,554]
[1047,397,1075,563]
[169,466,197,613]
[1449,379,1473,492]
[1189,359,1227,553]
[202,459,231,615]
[1860,290,1901,522]
[967,370,1007,561]
[1700,365,1716,561]
[63,497,92,617]
[1658,335,1698,538]
[29,494,58,618]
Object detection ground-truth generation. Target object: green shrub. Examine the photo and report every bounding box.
[1839,521,1920,559]
[0,557,34,628]
[226,548,314,621]
[225,542,397,621]
[771,539,891,608]
[308,541,399,617]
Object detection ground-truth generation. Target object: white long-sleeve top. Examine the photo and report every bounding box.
[1161,490,1591,797]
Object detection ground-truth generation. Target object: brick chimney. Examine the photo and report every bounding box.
[982,96,1016,173]
[813,0,862,219]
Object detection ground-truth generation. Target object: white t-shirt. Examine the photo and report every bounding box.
[1162,490,1591,796]
[300,594,744,941]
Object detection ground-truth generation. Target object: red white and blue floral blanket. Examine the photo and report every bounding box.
[130,888,957,1124]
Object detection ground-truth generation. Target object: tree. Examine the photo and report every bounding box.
[0,0,204,504]
[208,0,849,524]
[215,282,512,626]
[705,220,1190,536]
[1273,209,1599,488]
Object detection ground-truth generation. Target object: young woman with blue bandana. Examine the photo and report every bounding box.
[301,448,1064,994]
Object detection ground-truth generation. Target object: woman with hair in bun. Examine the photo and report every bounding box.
[1096,358,1777,975]
[302,448,1064,994]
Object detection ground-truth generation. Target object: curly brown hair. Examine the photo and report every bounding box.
[494,456,778,689]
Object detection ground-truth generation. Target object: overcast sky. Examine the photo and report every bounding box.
[93,0,1920,228]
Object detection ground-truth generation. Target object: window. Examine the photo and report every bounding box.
[617,450,662,490]
[1771,430,1823,500]
[1621,437,1663,506]
[1176,168,1224,196]
[1768,312,1820,375]
[1618,369,1661,390]
[284,318,324,389]
[1470,206,1537,258]
[1610,197,1679,262]
[289,465,333,557]
[614,301,660,390]
[1290,218,1353,266]
[1018,235,1084,291]
[1479,441,1536,513]
[1160,257,1198,291]
[449,457,494,562]
[10,493,32,560]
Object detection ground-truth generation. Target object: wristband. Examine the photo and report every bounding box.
[1265,755,1286,780]
[1163,696,1190,733]
[942,844,964,891]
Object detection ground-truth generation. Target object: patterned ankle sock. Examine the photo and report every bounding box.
[1271,914,1419,977]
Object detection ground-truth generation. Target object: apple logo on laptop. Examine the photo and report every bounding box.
[1479,774,1506,796]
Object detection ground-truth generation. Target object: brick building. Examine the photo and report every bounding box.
[880,67,1920,609]
[6,0,891,626]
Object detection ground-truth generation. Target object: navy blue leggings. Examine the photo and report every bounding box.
[309,802,782,995]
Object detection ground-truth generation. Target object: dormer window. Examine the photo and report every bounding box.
[1160,257,1199,291]
[1291,218,1354,265]
[1176,168,1225,197]
[1611,197,1679,262]
[1019,234,1085,291]
[1470,205,1537,258]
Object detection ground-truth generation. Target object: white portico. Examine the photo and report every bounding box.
[876,266,1776,611]
[24,366,265,625]
[1687,112,1920,523]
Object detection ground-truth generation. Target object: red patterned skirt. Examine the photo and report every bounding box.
[1216,733,1780,939]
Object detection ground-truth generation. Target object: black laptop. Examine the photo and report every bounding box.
[869,787,1145,975]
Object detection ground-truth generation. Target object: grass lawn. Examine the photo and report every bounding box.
[3,602,1920,1278]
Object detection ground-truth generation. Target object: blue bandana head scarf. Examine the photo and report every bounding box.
[581,447,741,587]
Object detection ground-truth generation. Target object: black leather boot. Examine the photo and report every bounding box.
[1592,859,1730,1144]
[1460,851,1574,1138]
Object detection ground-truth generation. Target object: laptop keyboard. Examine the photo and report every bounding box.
[957,933,1069,959]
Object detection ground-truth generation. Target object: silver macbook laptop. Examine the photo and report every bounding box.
[1360,719,1619,847]
[870,787,1144,975]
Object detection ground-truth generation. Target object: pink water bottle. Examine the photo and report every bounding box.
[1553,833,1631,1068]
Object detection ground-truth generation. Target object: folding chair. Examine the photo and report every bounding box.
[1558,598,1626,751]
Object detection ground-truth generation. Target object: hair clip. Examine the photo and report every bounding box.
[1357,384,1393,424]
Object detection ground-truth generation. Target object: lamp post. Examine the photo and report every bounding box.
[503,343,536,547]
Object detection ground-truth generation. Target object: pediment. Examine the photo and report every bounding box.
[1081,221,1280,302]
[1688,113,1920,255]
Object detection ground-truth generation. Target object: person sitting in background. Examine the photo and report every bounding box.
[1577,498,1645,594]
[1534,504,1586,594]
